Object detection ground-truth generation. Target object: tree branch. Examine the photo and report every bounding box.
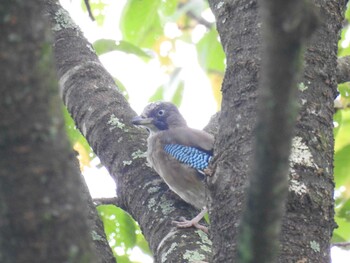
[84,0,95,21]
[337,56,350,84]
[236,1,318,263]
[186,11,213,29]
[93,197,119,206]
[178,3,213,29]
[45,0,211,261]
[0,1,102,262]
[332,242,350,247]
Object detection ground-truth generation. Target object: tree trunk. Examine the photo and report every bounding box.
[207,1,261,261]
[0,1,112,262]
[208,0,345,262]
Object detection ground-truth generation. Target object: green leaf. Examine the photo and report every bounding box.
[196,27,226,73]
[80,0,107,26]
[114,77,129,100]
[148,68,184,105]
[135,232,152,256]
[338,3,350,57]
[337,198,350,222]
[334,145,350,188]
[345,3,350,22]
[116,255,131,263]
[97,205,152,261]
[204,212,210,224]
[334,109,350,152]
[140,15,163,48]
[171,81,184,107]
[338,83,350,98]
[62,106,93,159]
[159,0,177,17]
[93,39,152,58]
[334,110,342,138]
[333,216,350,242]
[148,86,165,102]
[97,205,137,250]
[332,232,347,243]
[120,0,163,47]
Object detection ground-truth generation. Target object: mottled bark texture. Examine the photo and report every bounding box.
[208,0,345,262]
[237,1,318,263]
[0,1,101,262]
[337,56,350,83]
[83,178,116,263]
[46,1,211,262]
[207,1,261,262]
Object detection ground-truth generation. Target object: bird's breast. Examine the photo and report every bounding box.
[146,134,206,209]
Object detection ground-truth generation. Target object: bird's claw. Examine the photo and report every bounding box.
[172,217,208,233]
[203,168,213,176]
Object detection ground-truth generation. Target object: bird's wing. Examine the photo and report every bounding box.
[163,127,214,153]
[158,127,214,173]
[164,144,211,172]
[147,132,207,208]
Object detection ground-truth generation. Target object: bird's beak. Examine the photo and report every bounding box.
[131,116,153,126]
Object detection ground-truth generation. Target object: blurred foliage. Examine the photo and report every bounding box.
[97,205,152,262]
[83,0,224,109]
[333,2,350,244]
[338,4,350,57]
[148,68,184,107]
[93,39,153,58]
[196,28,225,108]
[62,106,94,169]
[81,0,107,26]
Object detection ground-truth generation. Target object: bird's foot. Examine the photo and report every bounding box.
[172,208,208,233]
[172,217,208,233]
[203,168,213,176]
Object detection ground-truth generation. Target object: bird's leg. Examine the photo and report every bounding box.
[172,207,208,233]
[203,168,213,176]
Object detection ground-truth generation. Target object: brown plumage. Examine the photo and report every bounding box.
[132,102,213,232]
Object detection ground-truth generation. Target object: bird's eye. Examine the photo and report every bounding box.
[158,109,165,116]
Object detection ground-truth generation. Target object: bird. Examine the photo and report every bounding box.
[131,101,214,233]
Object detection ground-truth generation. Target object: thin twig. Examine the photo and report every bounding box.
[93,197,119,206]
[187,11,213,29]
[84,0,95,21]
[332,242,350,248]
[178,3,213,29]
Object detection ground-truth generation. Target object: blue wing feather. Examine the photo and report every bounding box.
[164,144,212,172]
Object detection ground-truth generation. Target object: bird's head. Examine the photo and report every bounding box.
[131,102,187,133]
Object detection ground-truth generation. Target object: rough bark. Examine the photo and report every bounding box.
[337,56,350,83]
[0,1,100,262]
[83,177,116,263]
[207,1,261,262]
[281,1,345,262]
[45,1,211,262]
[208,0,345,262]
[237,1,318,263]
